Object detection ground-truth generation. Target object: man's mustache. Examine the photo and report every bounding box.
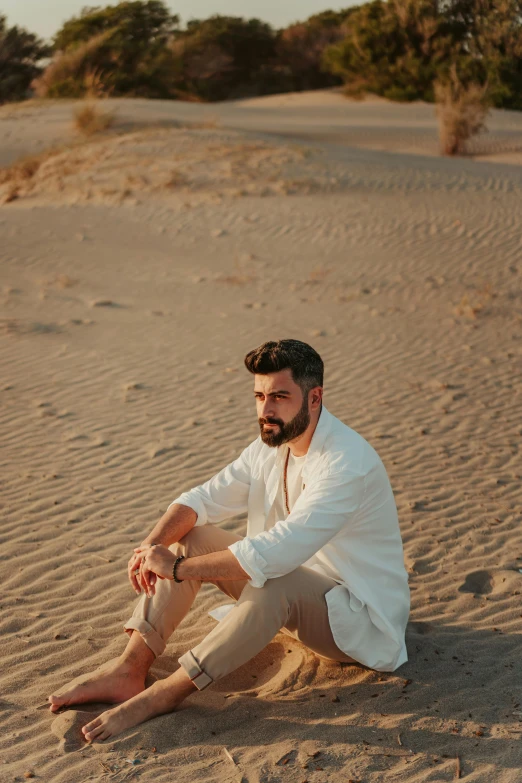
[259,418,283,426]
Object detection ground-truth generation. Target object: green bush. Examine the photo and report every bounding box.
[323,0,522,111]
[0,15,49,104]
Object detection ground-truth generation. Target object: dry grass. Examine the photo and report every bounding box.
[435,69,491,156]
[32,31,113,99]
[0,148,61,204]
[0,154,43,184]
[73,102,115,136]
[0,125,324,207]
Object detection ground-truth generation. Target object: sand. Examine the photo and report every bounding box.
[1,91,521,783]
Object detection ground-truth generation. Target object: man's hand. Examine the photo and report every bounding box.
[132,544,177,597]
[128,547,159,596]
[128,505,197,595]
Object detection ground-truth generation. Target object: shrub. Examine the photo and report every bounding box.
[434,69,491,155]
[73,102,115,135]
[32,31,114,98]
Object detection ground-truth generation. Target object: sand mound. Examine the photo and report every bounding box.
[0,127,334,207]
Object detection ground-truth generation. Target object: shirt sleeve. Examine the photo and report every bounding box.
[167,440,257,526]
[228,469,364,587]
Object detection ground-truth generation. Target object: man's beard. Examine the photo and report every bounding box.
[259,395,310,447]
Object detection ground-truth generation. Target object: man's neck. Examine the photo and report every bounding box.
[287,407,322,457]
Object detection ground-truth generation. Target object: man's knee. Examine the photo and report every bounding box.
[169,524,240,558]
[240,576,291,614]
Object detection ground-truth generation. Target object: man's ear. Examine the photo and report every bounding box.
[310,386,323,410]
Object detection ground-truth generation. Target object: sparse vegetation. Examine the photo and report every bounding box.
[0,127,322,207]
[0,147,63,204]
[435,72,491,156]
[32,31,114,98]
[73,102,115,136]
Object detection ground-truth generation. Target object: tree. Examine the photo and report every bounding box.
[323,0,448,101]
[275,10,358,92]
[167,16,278,100]
[323,0,522,109]
[0,15,49,104]
[51,1,180,96]
[443,0,522,109]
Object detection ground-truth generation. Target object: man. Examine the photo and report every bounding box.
[49,339,410,742]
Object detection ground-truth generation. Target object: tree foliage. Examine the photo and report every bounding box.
[51,1,180,97]
[4,0,522,109]
[274,10,357,92]
[324,0,522,107]
[167,16,279,100]
[0,15,49,104]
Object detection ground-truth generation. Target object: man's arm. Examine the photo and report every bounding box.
[142,503,197,547]
[176,549,249,582]
[130,440,257,593]
[138,470,363,591]
[227,469,365,588]
[168,440,257,527]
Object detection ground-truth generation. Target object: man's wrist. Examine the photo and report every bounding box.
[173,556,188,582]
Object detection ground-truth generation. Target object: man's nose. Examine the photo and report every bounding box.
[260,400,275,420]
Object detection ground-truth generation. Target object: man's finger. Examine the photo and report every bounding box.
[142,563,153,593]
[129,554,143,593]
[138,562,150,594]
[148,573,156,596]
[141,564,153,596]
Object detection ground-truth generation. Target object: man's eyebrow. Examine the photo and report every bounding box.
[254,389,291,395]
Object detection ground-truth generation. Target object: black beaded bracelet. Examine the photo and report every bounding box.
[172,554,185,583]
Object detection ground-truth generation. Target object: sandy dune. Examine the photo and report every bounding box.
[1,92,522,782]
[1,89,522,168]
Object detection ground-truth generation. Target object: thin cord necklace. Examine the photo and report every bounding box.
[283,448,291,515]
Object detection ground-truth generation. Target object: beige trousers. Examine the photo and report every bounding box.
[124,524,356,690]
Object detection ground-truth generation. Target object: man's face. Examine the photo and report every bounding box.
[254,369,310,447]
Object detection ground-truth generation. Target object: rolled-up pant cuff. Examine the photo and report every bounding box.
[178,650,213,690]
[123,618,166,658]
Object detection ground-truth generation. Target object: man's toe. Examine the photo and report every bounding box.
[85,725,104,742]
[82,716,101,735]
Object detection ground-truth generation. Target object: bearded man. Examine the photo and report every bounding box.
[49,339,410,741]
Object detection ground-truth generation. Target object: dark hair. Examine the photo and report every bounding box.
[244,339,324,394]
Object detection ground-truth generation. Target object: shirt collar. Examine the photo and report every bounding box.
[275,404,333,473]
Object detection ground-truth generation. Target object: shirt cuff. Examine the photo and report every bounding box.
[228,539,268,588]
[168,492,208,526]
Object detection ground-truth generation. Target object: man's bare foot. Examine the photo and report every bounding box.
[48,660,146,714]
[82,668,197,742]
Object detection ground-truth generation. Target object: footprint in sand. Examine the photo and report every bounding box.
[458,570,494,595]
[63,432,108,449]
[51,709,101,753]
[89,300,124,308]
[408,621,434,635]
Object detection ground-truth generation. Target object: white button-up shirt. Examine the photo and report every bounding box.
[170,406,410,671]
